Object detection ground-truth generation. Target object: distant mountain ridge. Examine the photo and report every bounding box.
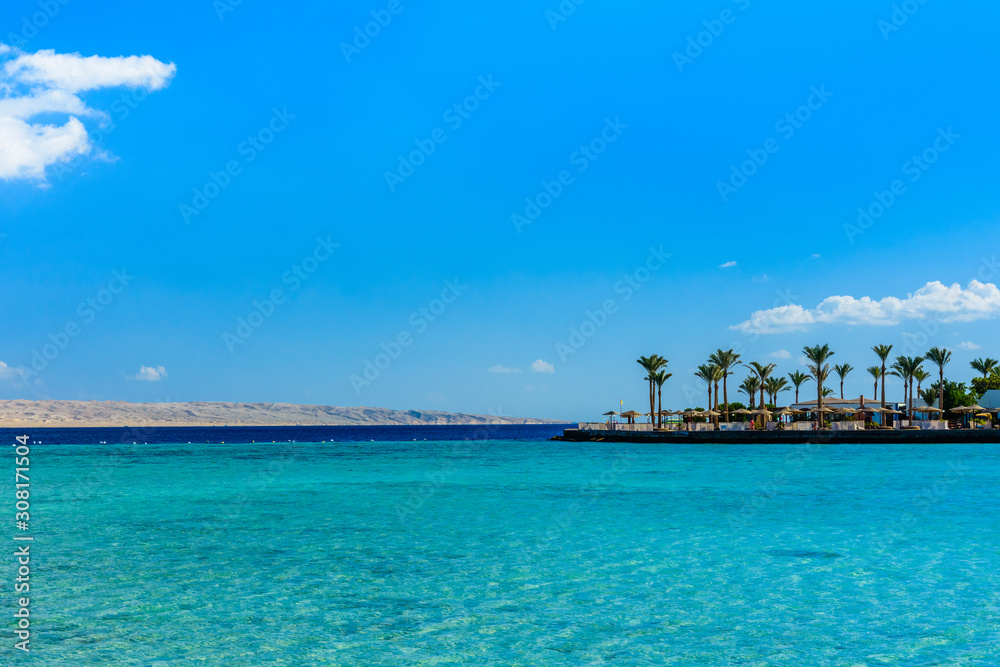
[0,400,562,427]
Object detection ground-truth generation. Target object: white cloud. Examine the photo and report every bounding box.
[0,47,176,181]
[731,281,1000,334]
[752,274,769,283]
[811,254,821,259]
[531,359,555,374]
[719,261,737,268]
[769,349,791,359]
[960,341,982,350]
[0,361,25,382]
[132,365,167,382]
[488,365,521,374]
[5,50,175,94]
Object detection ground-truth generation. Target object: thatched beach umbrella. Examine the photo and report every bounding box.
[620,409,641,424]
[773,408,795,424]
[952,405,984,428]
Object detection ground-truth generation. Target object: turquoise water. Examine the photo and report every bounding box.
[22,438,1000,664]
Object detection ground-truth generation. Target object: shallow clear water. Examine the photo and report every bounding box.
[17,433,1000,664]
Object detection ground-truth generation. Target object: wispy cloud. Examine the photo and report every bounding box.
[769,349,791,359]
[719,261,737,268]
[0,360,26,382]
[959,341,981,350]
[731,281,1000,334]
[0,46,175,181]
[531,359,555,374]
[131,365,167,381]
[488,365,521,374]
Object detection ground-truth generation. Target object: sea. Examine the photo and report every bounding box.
[5,424,1000,665]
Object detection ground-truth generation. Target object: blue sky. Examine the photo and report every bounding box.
[1,0,998,421]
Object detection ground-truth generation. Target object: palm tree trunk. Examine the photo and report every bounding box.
[723,376,729,422]
[648,379,655,426]
[817,376,823,427]
[657,387,662,428]
[880,363,886,408]
[938,368,944,417]
[903,377,913,424]
[713,382,720,427]
[840,379,844,399]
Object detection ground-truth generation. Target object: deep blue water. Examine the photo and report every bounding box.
[0,423,572,445]
[5,429,1000,664]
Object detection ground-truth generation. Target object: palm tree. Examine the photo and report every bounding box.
[764,376,790,406]
[970,357,998,380]
[866,366,881,404]
[709,365,724,414]
[913,368,930,406]
[833,363,854,399]
[924,347,951,413]
[745,361,777,409]
[872,344,893,408]
[637,355,667,424]
[909,356,925,415]
[803,344,834,421]
[651,369,672,428]
[739,375,761,407]
[694,365,715,416]
[788,370,811,404]
[709,349,741,422]
[891,355,924,417]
